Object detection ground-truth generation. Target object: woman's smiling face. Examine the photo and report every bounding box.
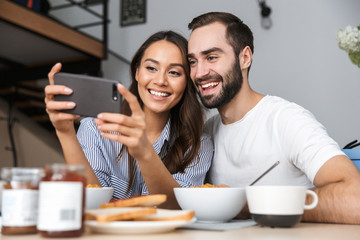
[135,40,187,115]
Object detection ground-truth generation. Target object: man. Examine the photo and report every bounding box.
[187,12,360,224]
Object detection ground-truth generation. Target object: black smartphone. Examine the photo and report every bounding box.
[54,72,122,117]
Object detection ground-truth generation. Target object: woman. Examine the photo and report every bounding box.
[45,31,213,209]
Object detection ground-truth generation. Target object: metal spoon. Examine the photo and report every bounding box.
[249,161,280,186]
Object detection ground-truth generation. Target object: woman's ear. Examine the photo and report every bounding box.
[239,46,252,70]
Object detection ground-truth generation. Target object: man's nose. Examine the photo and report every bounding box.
[193,62,209,80]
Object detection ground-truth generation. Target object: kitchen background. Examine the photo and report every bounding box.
[0,0,359,168]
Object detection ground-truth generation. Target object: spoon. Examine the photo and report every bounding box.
[249,161,280,186]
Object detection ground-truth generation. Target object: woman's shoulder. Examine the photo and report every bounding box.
[80,117,96,124]
[200,132,212,141]
[201,132,212,142]
[79,117,97,127]
[77,117,98,136]
[199,132,214,153]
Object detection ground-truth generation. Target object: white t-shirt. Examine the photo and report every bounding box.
[205,95,345,188]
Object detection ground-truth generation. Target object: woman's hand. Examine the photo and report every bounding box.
[95,84,153,160]
[44,63,80,133]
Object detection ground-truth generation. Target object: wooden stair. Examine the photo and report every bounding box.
[0,79,80,133]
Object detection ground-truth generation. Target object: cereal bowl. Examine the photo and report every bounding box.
[86,186,114,210]
[173,187,246,222]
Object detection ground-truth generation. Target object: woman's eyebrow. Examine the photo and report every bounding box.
[144,58,159,64]
[169,63,185,69]
[144,58,184,69]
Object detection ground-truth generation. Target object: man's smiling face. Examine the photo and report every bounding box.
[188,22,243,109]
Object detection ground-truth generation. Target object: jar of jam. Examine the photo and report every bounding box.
[37,164,86,238]
[1,167,44,234]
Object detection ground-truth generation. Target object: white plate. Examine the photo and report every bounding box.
[85,217,196,234]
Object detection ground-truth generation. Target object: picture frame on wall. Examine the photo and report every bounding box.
[120,0,146,27]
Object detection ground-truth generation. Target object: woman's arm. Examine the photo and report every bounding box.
[45,63,100,185]
[55,128,100,186]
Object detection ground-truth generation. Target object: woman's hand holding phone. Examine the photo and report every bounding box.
[45,63,150,160]
[44,63,79,134]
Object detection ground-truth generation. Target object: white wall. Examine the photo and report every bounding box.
[51,0,360,147]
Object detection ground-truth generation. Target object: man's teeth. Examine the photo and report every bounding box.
[202,82,219,89]
[149,90,170,97]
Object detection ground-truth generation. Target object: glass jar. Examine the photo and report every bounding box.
[1,167,44,234]
[37,164,86,238]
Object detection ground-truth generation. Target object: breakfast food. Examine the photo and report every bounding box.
[87,184,101,188]
[191,183,227,188]
[85,207,194,223]
[85,194,194,223]
[100,194,167,208]
[85,207,156,222]
[133,209,195,221]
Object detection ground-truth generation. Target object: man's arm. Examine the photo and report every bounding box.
[302,155,360,224]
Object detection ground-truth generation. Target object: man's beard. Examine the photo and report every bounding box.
[196,58,243,109]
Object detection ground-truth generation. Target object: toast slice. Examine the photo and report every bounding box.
[85,207,156,222]
[133,209,195,221]
[100,194,167,208]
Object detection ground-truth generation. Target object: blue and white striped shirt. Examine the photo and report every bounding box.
[77,117,213,199]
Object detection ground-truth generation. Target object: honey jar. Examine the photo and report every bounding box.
[37,164,86,238]
[1,167,44,234]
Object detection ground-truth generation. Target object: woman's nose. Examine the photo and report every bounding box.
[153,72,168,86]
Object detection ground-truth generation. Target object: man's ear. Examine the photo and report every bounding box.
[239,46,252,70]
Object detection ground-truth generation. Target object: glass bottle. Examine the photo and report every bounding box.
[37,164,86,238]
[1,167,44,234]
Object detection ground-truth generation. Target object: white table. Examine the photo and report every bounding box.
[1,222,360,240]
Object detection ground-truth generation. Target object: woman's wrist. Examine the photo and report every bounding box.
[55,126,76,138]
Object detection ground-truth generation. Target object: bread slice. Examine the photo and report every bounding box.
[85,207,156,222]
[100,194,167,208]
[133,209,195,221]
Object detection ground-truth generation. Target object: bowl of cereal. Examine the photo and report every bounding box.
[173,184,246,222]
[86,184,114,210]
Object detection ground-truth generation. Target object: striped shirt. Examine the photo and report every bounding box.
[77,117,213,199]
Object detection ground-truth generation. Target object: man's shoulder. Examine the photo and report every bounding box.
[262,95,293,108]
[261,95,308,115]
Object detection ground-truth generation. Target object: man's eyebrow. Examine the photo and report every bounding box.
[202,47,224,55]
[187,47,224,58]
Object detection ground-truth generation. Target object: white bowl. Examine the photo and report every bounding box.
[174,187,246,222]
[86,187,114,210]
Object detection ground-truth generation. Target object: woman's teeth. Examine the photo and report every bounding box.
[149,90,170,97]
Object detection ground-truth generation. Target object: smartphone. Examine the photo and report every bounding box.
[54,72,122,117]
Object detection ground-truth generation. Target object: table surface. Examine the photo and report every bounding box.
[1,222,360,240]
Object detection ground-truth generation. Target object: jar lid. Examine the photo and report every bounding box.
[44,163,85,175]
[1,167,45,182]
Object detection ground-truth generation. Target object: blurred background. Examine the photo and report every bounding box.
[0,0,359,168]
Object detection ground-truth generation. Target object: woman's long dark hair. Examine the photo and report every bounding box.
[117,31,204,193]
